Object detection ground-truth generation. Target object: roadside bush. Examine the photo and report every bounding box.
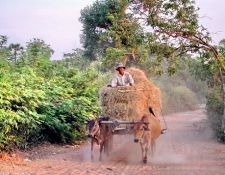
[206,89,225,142]
[162,86,198,114]
[0,65,102,150]
[0,68,45,150]
[154,66,206,114]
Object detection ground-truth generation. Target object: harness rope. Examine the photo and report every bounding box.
[117,89,147,93]
[160,108,168,134]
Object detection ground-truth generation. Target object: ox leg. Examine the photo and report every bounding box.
[143,146,148,164]
[91,139,94,161]
[109,136,113,152]
[106,137,113,156]
[104,141,109,156]
[151,140,155,157]
[99,143,104,161]
[140,143,145,163]
[107,141,110,156]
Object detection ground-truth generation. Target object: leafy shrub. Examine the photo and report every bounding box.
[206,89,225,141]
[0,64,103,150]
[0,68,44,150]
[162,86,198,114]
[154,65,206,114]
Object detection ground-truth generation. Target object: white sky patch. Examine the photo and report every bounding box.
[0,0,95,59]
[196,0,225,44]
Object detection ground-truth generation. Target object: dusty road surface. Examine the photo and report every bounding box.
[1,108,225,175]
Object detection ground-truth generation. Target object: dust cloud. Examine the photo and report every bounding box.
[1,108,225,175]
[79,107,219,166]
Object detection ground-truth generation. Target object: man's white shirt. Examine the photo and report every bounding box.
[111,71,134,87]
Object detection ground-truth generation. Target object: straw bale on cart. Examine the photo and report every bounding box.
[100,68,162,121]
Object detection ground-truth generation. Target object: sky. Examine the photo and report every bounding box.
[0,0,225,59]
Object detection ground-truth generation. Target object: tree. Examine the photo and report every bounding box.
[0,35,8,48]
[22,38,54,67]
[80,0,120,59]
[128,0,225,70]
[0,35,11,64]
[81,0,225,73]
[80,0,145,62]
[26,38,54,58]
[129,0,225,138]
[63,49,91,70]
[219,39,225,55]
[8,43,24,63]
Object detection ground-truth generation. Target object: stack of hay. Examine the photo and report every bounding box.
[100,68,162,121]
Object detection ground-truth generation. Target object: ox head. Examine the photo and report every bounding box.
[86,119,100,138]
[133,115,150,143]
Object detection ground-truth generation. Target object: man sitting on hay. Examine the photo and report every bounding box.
[111,63,134,87]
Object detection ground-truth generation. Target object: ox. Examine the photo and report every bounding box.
[133,108,161,163]
[87,117,114,161]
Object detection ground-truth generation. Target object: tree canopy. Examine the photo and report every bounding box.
[80,0,225,74]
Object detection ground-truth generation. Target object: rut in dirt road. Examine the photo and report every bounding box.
[1,108,225,175]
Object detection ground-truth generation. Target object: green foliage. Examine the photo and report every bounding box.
[187,39,225,141]
[161,86,198,114]
[188,52,221,88]
[0,59,103,150]
[152,59,207,114]
[80,0,206,75]
[219,39,225,55]
[102,47,127,67]
[0,41,11,64]
[0,34,111,150]
[21,38,54,67]
[62,49,91,70]
[0,35,8,48]
[80,0,145,63]
[154,61,205,114]
[80,0,223,73]
[8,43,24,63]
[0,68,45,149]
[132,0,212,53]
[80,0,120,59]
[206,89,225,141]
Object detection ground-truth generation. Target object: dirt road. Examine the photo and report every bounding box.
[1,108,225,175]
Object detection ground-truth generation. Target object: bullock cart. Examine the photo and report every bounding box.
[88,68,166,163]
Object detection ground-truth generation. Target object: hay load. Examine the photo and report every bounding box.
[100,68,162,120]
